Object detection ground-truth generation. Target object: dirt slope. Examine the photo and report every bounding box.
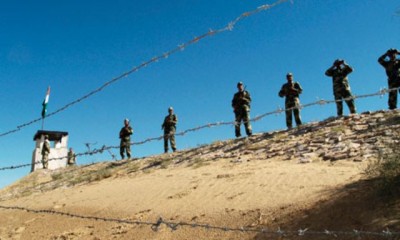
[0,110,399,240]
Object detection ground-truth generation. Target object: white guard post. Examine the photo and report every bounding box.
[32,130,69,172]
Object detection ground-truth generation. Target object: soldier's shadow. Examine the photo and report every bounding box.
[253,178,400,240]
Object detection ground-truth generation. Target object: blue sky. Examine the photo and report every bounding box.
[0,0,399,188]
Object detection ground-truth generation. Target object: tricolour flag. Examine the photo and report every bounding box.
[41,86,50,118]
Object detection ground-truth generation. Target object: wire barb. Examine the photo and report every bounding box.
[382,228,392,236]
[0,0,290,139]
[298,228,308,236]
[151,217,164,232]
[1,85,400,171]
[8,205,395,237]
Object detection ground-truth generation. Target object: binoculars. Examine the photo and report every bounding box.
[387,48,399,54]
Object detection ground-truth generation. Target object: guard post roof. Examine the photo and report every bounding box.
[33,130,68,141]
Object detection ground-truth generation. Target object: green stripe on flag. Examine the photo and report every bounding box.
[41,87,50,118]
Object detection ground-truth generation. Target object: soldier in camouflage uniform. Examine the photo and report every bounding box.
[278,73,302,129]
[325,59,356,116]
[67,148,76,166]
[41,135,50,169]
[378,48,400,110]
[119,118,133,159]
[232,81,252,137]
[162,107,178,153]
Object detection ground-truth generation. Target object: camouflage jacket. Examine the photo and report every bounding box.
[67,151,76,164]
[162,114,178,131]
[232,90,251,111]
[325,64,353,90]
[119,126,133,141]
[42,140,50,155]
[279,82,302,100]
[378,54,400,81]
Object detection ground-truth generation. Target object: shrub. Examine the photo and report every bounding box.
[188,158,210,169]
[127,162,140,173]
[51,173,63,181]
[91,169,112,181]
[69,175,89,186]
[364,145,400,196]
[160,158,173,169]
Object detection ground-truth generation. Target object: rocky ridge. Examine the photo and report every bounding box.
[0,110,400,240]
[187,109,400,164]
[1,109,399,200]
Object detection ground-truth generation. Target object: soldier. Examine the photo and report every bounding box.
[161,107,178,153]
[67,148,76,166]
[119,118,133,159]
[278,73,303,129]
[232,81,252,137]
[378,48,400,110]
[325,59,356,116]
[41,135,50,169]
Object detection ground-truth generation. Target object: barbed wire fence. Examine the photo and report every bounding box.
[0,86,398,172]
[0,205,398,238]
[0,0,291,139]
[0,1,399,237]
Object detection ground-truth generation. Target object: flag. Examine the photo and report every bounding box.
[41,86,50,118]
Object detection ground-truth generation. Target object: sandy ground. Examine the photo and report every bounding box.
[3,111,400,239]
[1,153,393,240]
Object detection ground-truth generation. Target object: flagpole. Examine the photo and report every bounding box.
[41,117,44,130]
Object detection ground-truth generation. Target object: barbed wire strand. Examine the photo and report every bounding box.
[0,0,290,138]
[0,86,399,172]
[0,205,398,238]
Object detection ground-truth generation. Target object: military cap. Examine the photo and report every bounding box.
[388,48,398,54]
[124,118,129,123]
[237,81,243,86]
[286,72,293,77]
[334,59,344,65]
[168,107,173,111]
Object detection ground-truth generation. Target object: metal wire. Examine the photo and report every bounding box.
[0,0,290,138]
[0,205,398,238]
[0,86,399,172]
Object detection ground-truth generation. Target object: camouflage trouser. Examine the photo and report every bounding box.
[67,158,75,166]
[120,140,131,159]
[334,88,356,116]
[164,129,176,153]
[42,153,49,169]
[388,78,400,110]
[234,107,252,137]
[285,98,302,128]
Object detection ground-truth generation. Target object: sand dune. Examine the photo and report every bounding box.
[1,110,400,239]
